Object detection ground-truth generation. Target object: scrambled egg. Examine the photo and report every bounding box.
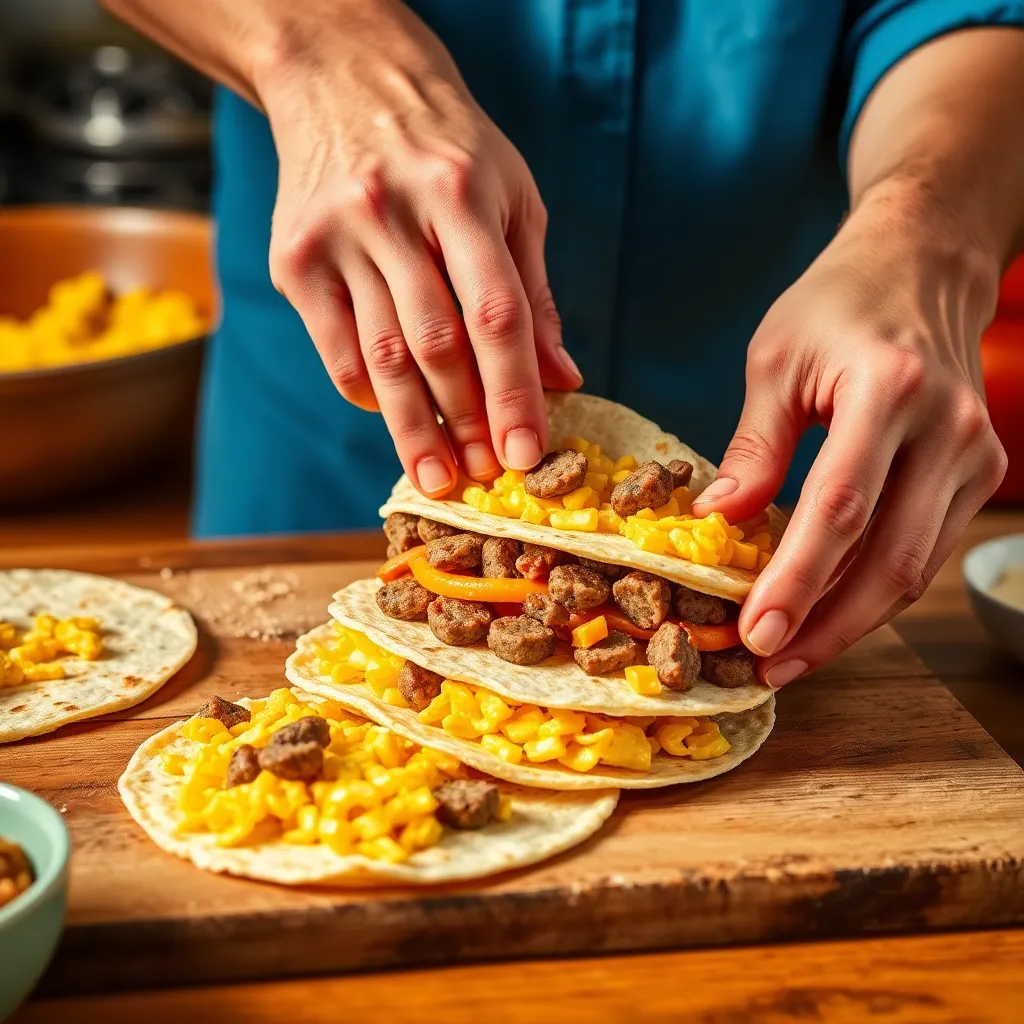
[0,614,103,686]
[166,688,505,863]
[318,625,732,773]
[0,270,207,374]
[462,437,774,570]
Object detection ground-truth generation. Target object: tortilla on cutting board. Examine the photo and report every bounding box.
[380,392,789,602]
[0,569,197,743]
[331,578,772,717]
[287,624,776,792]
[119,688,619,886]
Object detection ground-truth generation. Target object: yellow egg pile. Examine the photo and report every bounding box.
[315,624,732,774]
[0,270,207,374]
[0,614,103,686]
[462,436,773,570]
[166,687,494,862]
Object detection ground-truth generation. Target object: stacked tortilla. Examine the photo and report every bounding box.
[288,393,781,794]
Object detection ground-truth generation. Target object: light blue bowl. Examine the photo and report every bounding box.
[0,785,69,1021]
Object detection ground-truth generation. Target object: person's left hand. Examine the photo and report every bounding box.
[692,180,1008,686]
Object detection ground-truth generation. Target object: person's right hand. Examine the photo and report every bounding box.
[255,0,581,495]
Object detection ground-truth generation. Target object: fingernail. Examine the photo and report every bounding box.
[503,428,542,471]
[556,346,583,383]
[692,477,738,506]
[746,609,790,656]
[463,442,500,480]
[416,456,453,495]
[765,658,808,688]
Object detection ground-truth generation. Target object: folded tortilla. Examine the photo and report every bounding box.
[380,392,788,602]
[119,688,619,886]
[287,624,776,791]
[331,578,773,717]
[0,569,197,743]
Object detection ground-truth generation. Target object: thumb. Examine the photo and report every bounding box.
[692,384,801,523]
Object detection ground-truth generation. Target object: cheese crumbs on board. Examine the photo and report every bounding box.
[461,437,774,570]
[169,688,510,863]
[316,624,732,773]
[0,614,103,686]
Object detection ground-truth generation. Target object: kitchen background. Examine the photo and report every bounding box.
[1,0,1023,543]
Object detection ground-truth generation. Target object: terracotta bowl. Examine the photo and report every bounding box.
[0,205,215,508]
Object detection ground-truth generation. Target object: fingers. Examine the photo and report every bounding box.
[691,346,800,522]
[506,202,582,392]
[436,212,549,471]
[375,244,502,481]
[347,259,458,496]
[739,387,904,659]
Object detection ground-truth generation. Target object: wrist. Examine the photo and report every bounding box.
[850,174,1002,332]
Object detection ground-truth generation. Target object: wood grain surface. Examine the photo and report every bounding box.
[14,929,1024,1024]
[0,549,1022,998]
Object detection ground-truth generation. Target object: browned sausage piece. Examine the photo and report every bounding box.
[433,778,501,829]
[524,449,588,498]
[426,533,485,572]
[612,571,671,630]
[481,537,521,578]
[547,564,610,611]
[573,631,637,675]
[198,695,251,730]
[417,518,460,543]
[578,556,626,581]
[646,622,701,691]
[487,616,556,665]
[226,744,261,787]
[700,647,758,688]
[668,460,693,489]
[427,596,493,646]
[398,662,444,712]
[672,584,729,625]
[522,592,570,628]
[257,741,324,782]
[269,715,331,748]
[376,578,432,621]
[384,513,422,553]
[609,461,674,517]
[515,543,570,580]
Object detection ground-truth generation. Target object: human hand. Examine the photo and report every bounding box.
[257,0,581,495]
[692,181,1007,685]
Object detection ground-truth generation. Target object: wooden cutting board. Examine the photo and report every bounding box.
[2,555,1023,998]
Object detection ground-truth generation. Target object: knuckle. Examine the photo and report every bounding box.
[813,481,872,541]
[746,335,789,381]
[409,315,464,369]
[468,288,529,343]
[440,405,483,435]
[391,419,440,454]
[343,170,389,221]
[880,534,931,599]
[882,349,929,405]
[725,426,778,470]
[488,381,537,417]
[985,436,1009,491]
[326,352,370,400]
[949,384,990,447]
[531,284,561,329]
[364,331,412,380]
[269,222,324,293]
[428,152,477,204]
[779,560,823,606]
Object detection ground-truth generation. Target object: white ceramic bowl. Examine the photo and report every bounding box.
[962,534,1024,663]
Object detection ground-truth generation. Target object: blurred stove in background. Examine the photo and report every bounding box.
[8,43,211,210]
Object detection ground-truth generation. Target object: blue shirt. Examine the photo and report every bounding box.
[193,0,1024,538]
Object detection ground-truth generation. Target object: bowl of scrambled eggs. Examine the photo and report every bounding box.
[0,205,213,506]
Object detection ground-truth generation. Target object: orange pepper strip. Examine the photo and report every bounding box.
[376,545,428,583]
[409,556,548,602]
[566,606,742,651]
[493,603,525,618]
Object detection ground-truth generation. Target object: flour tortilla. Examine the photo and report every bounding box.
[381,392,788,602]
[119,688,618,886]
[0,569,197,743]
[288,624,776,791]
[331,578,773,717]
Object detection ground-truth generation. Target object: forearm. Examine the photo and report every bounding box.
[848,26,1024,274]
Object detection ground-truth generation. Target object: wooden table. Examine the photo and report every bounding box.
[4,504,1024,1023]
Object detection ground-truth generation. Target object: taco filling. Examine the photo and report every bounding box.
[377,515,760,692]
[0,614,103,685]
[312,623,732,774]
